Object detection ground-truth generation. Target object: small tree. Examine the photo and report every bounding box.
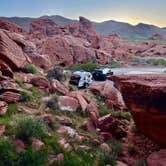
[47,66,64,82]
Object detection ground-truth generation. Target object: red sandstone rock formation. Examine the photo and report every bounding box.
[109,74,166,146]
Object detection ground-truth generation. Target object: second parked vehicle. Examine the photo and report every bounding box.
[92,67,113,81]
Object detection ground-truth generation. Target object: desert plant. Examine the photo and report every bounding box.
[15,116,46,142]
[20,89,33,102]
[17,147,48,166]
[7,103,18,115]
[46,95,59,111]
[66,61,98,72]
[47,66,65,82]
[112,111,132,121]
[15,78,24,87]
[22,64,37,74]
[110,140,123,157]
[0,138,18,166]
[98,151,116,166]
[99,105,112,116]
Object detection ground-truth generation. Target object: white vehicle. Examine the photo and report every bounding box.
[69,71,93,88]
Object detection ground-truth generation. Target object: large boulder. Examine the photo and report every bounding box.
[89,81,126,111]
[109,74,166,146]
[59,96,79,112]
[0,29,27,70]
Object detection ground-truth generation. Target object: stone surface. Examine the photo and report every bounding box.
[0,91,21,103]
[0,101,7,115]
[89,81,126,111]
[13,139,25,153]
[0,29,27,70]
[31,138,44,151]
[31,76,50,89]
[147,149,166,166]
[50,79,69,95]
[109,74,166,146]
[59,96,79,111]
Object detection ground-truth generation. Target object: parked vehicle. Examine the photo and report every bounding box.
[69,71,93,88]
[92,67,113,81]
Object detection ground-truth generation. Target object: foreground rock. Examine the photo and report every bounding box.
[147,149,166,166]
[89,81,126,111]
[109,74,166,146]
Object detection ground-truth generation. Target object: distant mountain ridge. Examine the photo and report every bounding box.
[1,15,166,39]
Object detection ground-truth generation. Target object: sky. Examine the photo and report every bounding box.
[0,0,166,27]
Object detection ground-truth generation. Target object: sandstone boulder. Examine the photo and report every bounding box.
[0,29,27,70]
[59,96,79,112]
[89,81,126,111]
[50,79,69,95]
[0,91,21,103]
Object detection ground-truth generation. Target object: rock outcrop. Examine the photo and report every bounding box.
[109,74,166,146]
[0,18,26,34]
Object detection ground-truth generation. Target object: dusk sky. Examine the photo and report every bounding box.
[0,0,166,27]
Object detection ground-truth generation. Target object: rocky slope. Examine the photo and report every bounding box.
[0,15,165,166]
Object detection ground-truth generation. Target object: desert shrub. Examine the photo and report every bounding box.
[46,95,59,111]
[15,116,46,142]
[98,151,116,166]
[47,66,65,82]
[17,148,48,166]
[7,103,18,116]
[107,61,121,68]
[0,138,18,166]
[15,78,24,87]
[22,64,37,74]
[146,58,166,66]
[135,160,147,166]
[99,105,112,116]
[110,140,123,157]
[20,89,33,102]
[112,111,132,121]
[128,144,137,155]
[66,61,98,72]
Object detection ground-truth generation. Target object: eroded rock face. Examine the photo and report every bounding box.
[147,149,166,166]
[0,19,26,34]
[0,29,28,70]
[109,74,166,146]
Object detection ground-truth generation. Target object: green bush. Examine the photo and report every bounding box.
[146,58,166,66]
[99,105,112,116]
[98,151,116,166]
[15,78,24,87]
[20,89,33,102]
[46,95,59,111]
[47,66,65,82]
[17,148,48,166]
[22,64,37,74]
[66,61,98,72]
[0,138,18,166]
[112,111,132,121]
[15,116,46,142]
[7,103,18,116]
[110,140,123,157]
